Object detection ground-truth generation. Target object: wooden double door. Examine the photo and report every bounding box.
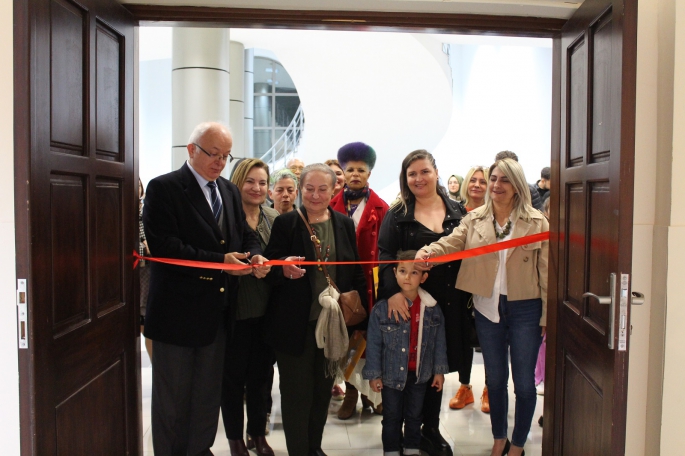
[14,0,637,454]
[15,0,139,453]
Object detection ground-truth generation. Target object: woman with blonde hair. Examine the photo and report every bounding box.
[460,166,489,212]
[222,159,279,456]
[415,158,548,456]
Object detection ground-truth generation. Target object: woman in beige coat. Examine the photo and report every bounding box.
[415,158,548,456]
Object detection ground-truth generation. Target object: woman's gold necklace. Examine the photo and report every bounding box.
[493,219,512,240]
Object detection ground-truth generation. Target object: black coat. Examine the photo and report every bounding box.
[143,163,262,347]
[377,194,472,373]
[263,207,367,356]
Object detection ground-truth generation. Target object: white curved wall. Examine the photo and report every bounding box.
[230,29,454,192]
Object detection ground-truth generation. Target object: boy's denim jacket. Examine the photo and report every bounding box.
[362,288,449,390]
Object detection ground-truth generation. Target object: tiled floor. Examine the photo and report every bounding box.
[141,341,544,455]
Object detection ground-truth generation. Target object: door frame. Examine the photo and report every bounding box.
[14,3,636,455]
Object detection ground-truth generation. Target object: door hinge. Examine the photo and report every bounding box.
[17,279,28,349]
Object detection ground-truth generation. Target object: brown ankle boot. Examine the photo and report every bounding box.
[251,435,275,456]
[228,439,249,456]
[337,386,359,419]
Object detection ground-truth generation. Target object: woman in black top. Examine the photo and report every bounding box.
[377,150,471,456]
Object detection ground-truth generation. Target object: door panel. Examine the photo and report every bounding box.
[19,0,140,453]
[545,0,637,454]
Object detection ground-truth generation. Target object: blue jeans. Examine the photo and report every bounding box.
[475,295,542,448]
[381,371,426,456]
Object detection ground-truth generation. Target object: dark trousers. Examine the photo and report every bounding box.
[221,317,273,439]
[381,372,426,455]
[475,296,542,447]
[421,381,442,429]
[151,319,226,456]
[275,322,334,456]
[458,346,474,385]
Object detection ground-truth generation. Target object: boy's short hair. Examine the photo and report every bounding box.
[396,250,418,261]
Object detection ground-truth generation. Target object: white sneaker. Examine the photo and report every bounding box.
[536,381,545,395]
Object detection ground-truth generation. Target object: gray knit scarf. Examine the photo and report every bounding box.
[315,285,350,378]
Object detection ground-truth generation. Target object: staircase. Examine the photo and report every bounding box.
[259,104,305,172]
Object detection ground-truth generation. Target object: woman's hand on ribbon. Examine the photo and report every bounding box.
[387,292,410,322]
[250,255,271,279]
[283,256,306,280]
[414,249,433,272]
[223,252,253,276]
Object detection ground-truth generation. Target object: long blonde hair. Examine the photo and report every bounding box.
[460,166,489,208]
[481,158,535,221]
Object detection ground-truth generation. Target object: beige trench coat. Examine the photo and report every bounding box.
[422,207,549,326]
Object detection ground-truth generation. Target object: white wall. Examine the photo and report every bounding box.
[431,39,553,182]
[0,0,21,453]
[139,28,553,204]
[627,0,685,453]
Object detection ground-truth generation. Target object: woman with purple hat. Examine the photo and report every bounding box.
[330,141,389,420]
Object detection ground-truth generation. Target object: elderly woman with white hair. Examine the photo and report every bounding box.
[269,168,298,215]
[264,163,367,456]
[415,158,548,456]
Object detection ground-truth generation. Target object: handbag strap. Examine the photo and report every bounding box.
[296,208,341,293]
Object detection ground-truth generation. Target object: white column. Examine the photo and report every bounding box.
[171,28,231,170]
[244,48,255,158]
[229,41,245,164]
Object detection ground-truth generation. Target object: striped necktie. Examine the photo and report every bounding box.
[206,181,222,223]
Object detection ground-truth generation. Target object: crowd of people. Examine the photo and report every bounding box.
[139,121,551,456]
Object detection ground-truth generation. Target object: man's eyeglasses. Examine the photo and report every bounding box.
[193,143,234,163]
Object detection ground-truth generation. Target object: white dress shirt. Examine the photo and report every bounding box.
[473,215,515,323]
[187,160,221,211]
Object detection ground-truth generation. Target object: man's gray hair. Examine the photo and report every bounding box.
[299,163,336,189]
[287,158,305,167]
[270,168,299,189]
[187,122,232,145]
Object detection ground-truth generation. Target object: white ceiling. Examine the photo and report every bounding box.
[121,0,583,20]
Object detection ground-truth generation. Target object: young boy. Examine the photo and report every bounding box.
[363,250,449,456]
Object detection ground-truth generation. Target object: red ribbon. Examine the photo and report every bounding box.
[133,231,549,271]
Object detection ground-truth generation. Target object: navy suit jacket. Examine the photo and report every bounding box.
[143,163,262,347]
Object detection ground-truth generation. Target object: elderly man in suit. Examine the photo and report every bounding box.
[143,121,270,456]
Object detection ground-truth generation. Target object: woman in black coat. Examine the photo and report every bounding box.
[264,163,367,456]
[377,150,471,456]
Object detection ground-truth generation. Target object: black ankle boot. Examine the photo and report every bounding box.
[420,426,453,456]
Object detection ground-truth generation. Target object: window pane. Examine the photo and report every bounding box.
[274,62,296,94]
[254,95,272,127]
[274,129,287,144]
[253,57,273,93]
[254,130,272,157]
[275,96,300,128]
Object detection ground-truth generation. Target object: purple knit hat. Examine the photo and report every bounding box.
[337,142,377,170]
